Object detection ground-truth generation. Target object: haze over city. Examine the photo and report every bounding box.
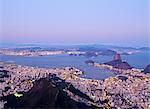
[0,0,149,47]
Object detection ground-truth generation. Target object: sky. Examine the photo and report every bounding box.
[0,0,149,47]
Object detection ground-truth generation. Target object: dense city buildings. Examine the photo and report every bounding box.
[1,0,149,108]
[0,62,150,108]
[0,45,149,109]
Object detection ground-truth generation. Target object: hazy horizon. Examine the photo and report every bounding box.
[0,0,149,47]
[0,42,150,48]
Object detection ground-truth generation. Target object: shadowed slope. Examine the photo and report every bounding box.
[3,76,98,108]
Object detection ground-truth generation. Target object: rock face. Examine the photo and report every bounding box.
[113,53,122,61]
[143,64,150,74]
[3,77,96,108]
[104,54,132,70]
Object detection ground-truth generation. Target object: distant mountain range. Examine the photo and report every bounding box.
[1,44,149,57]
[2,43,149,50]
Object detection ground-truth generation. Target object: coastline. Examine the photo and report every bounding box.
[93,62,142,75]
[0,62,150,108]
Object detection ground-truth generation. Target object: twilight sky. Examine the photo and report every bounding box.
[0,0,149,47]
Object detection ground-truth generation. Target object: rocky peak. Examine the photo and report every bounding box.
[104,53,132,70]
[113,53,122,61]
[3,77,96,108]
[143,64,150,74]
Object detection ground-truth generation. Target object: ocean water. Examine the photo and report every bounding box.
[0,51,149,80]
